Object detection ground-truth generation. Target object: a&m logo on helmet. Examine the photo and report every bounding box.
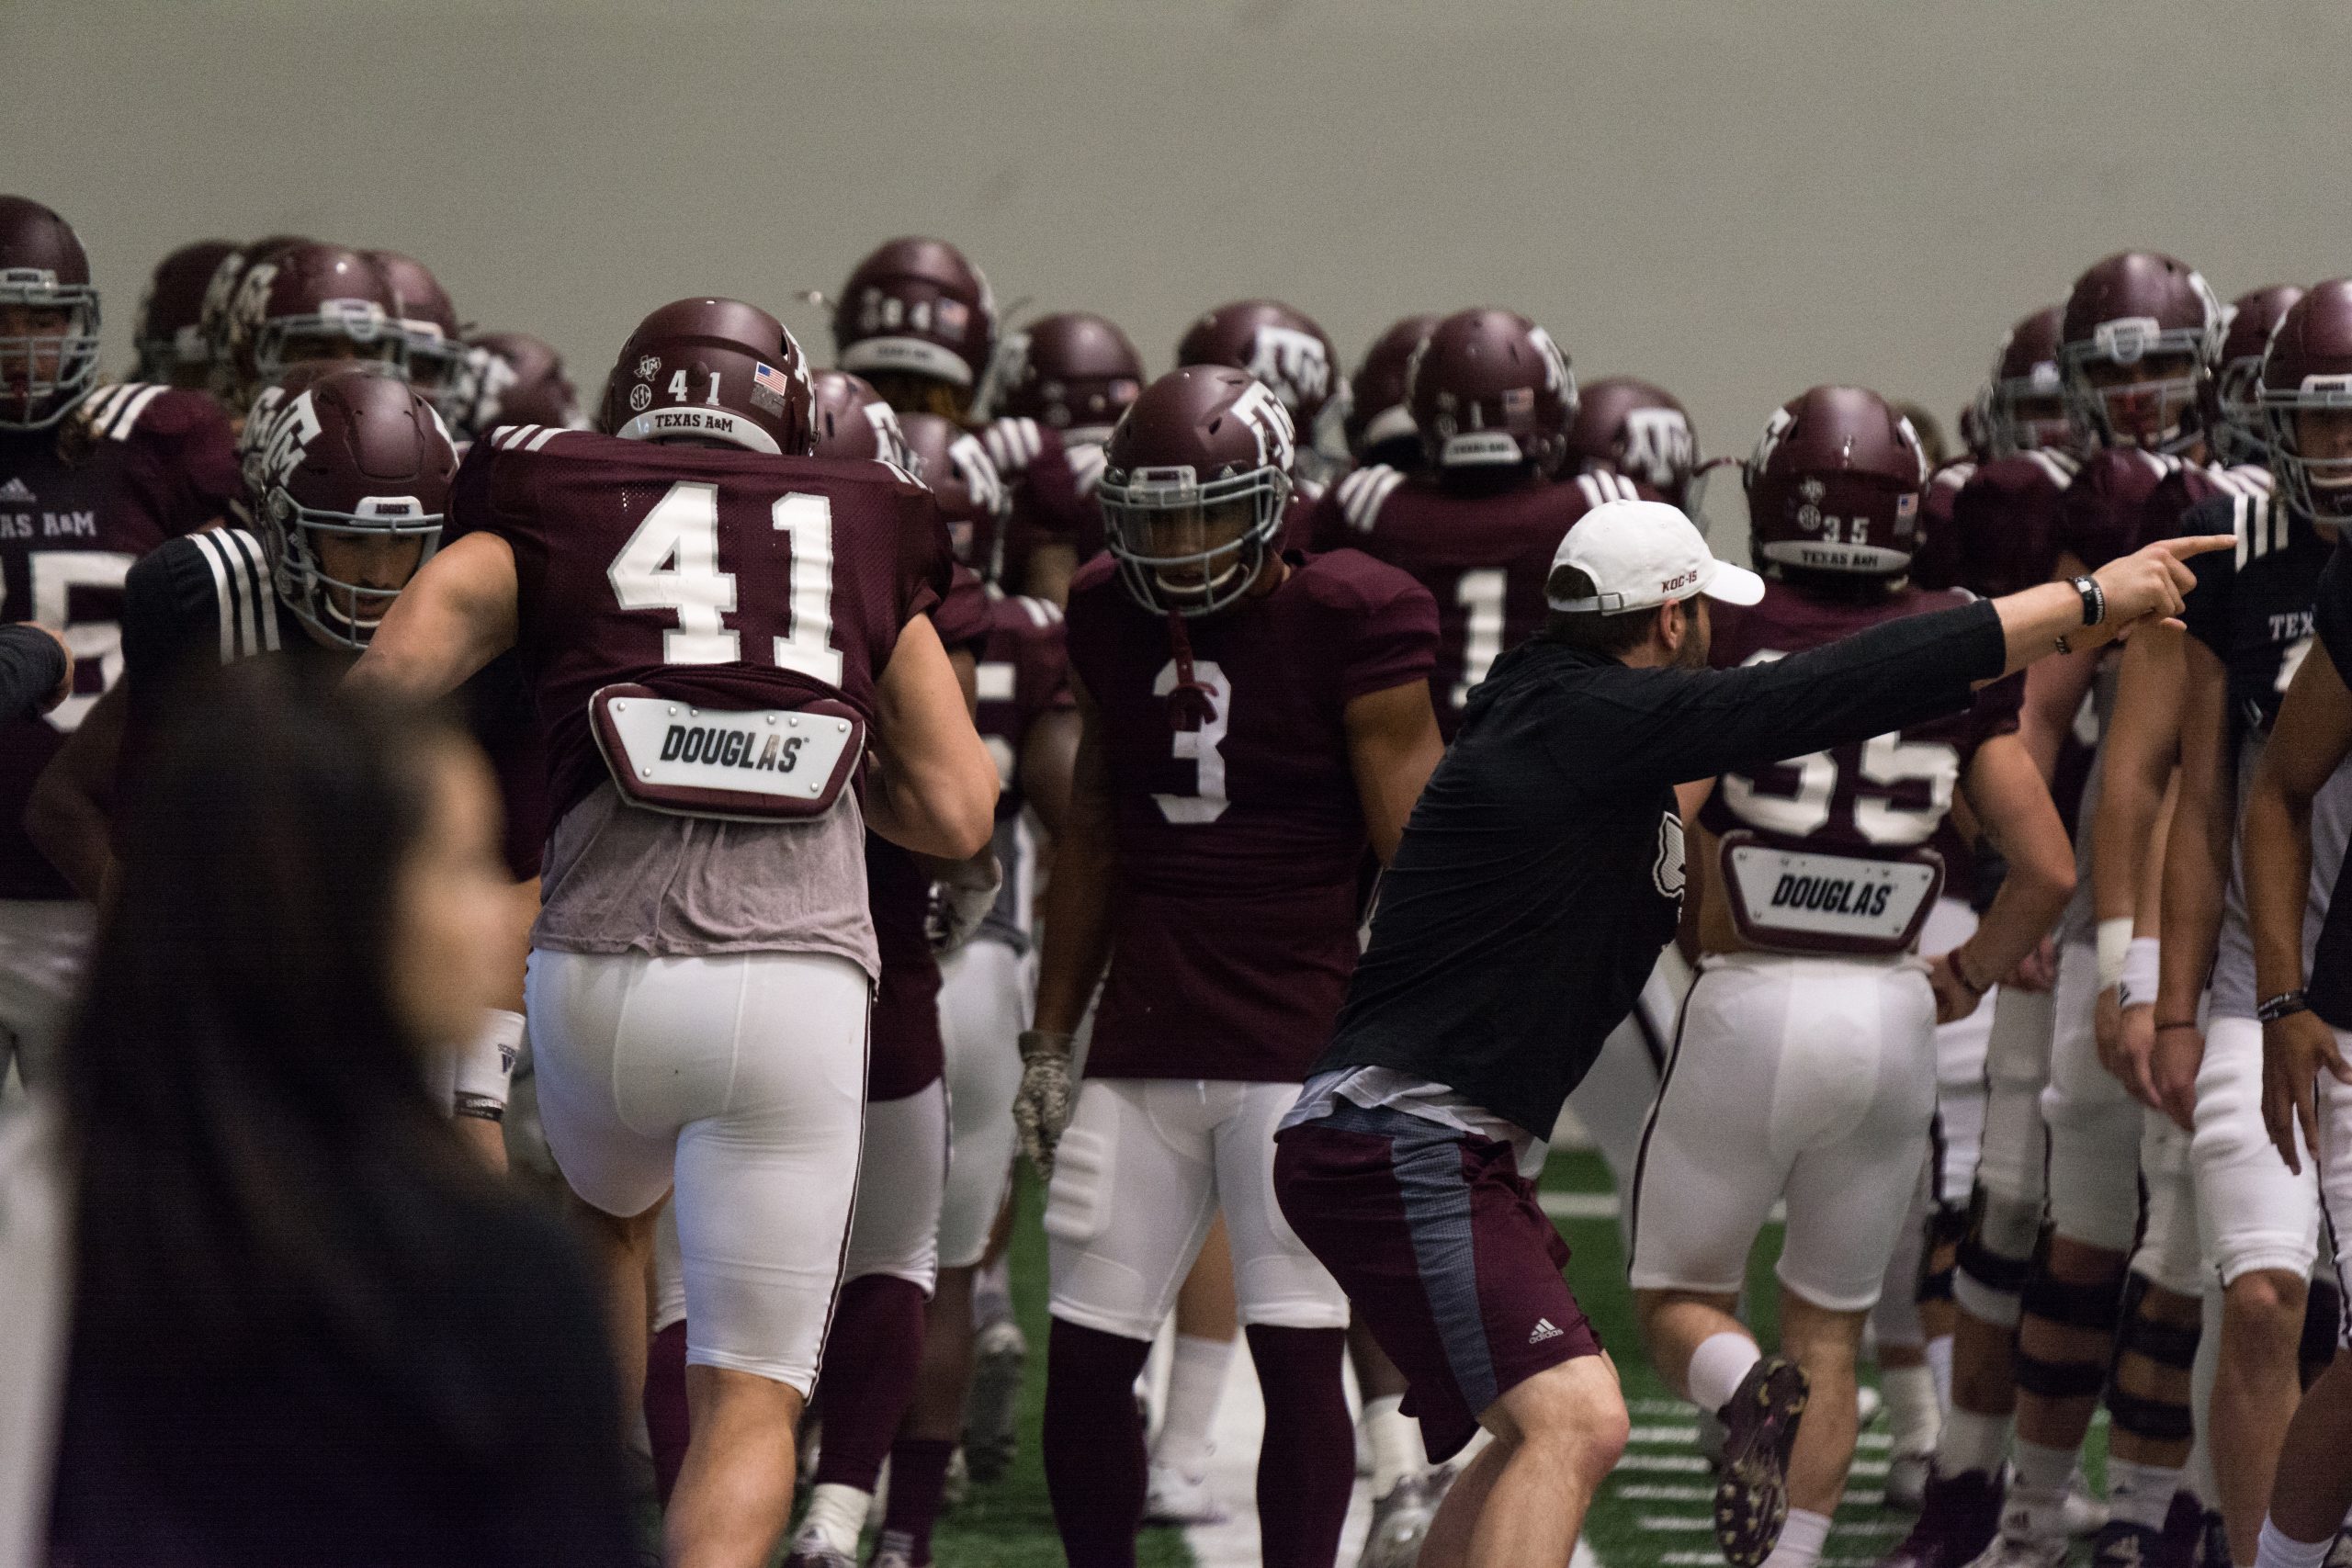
[1227,378,1296,473]
[1246,326,1331,412]
[1623,407,1694,486]
[1529,326,1572,396]
[248,388,323,490]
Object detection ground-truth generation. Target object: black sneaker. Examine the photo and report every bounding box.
[2091,1520,2166,1568]
[1876,1468,2004,1568]
[1713,1357,1808,1568]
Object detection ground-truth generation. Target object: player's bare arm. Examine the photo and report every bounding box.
[347,530,519,700]
[1019,704,1080,839]
[2086,621,2184,1104]
[1928,733,2075,1025]
[864,612,997,861]
[1992,534,2232,677]
[1014,673,1112,1175]
[24,677,125,903]
[1343,679,1444,865]
[2153,627,2235,1128]
[2247,637,2352,1171]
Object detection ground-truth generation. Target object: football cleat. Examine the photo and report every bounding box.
[2089,1520,2165,1568]
[1875,1468,2004,1568]
[1856,1383,1884,1428]
[866,1529,924,1568]
[1963,1487,2071,1568]
[1141,1461,1227,1526]
[782,1529,857,1568]
[1713,1356,1808,1568]
[2324,1523,2352,1568]
[1885,1446,1932,1511]
[2064,1467,2109,1537]
[964,1316,1026,1483]
[1358,1470,1450,1568]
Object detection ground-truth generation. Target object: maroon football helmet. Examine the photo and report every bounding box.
[1406,308,1576,479]
[1566,375,1697,504]
[367,250,467,409]
[243,365,457,649]
[1346,313,1442,466]
[603,297,815,457]
[899,411,1007,570]
[2208,284,2303,466]
[1744,385,1929,577]
[2058,251,2222,455]
[2260,280,2352,527]
[992,310,1143,442]
[1099,367,1295,617]
[808,368,917,470]
[1175,299,1350,467]
[0,196,103,430]
[1982,306,2072,458]
[224,243,407,410]
[448,330,582,440]
[832,236,996,401]
[198,234,309,398]
[132,239,238,389]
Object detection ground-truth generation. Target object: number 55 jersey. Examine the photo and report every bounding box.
[447,424,951,969]
[1062,547,1436,1082]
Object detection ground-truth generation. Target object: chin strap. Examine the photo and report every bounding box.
[1163,608,1217,733]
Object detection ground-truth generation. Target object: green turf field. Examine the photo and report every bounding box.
[909,1149,2109,1566]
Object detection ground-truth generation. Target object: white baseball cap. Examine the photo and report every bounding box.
[1546,498,1767,614]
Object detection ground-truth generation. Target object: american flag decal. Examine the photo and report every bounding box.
[753,363,794,397]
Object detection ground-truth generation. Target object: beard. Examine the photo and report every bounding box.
[1673,615,1711,670]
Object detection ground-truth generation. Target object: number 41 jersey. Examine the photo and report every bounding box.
[1697,581,2024,950]
[1063,548,1437,1083]
[447,426,951,823]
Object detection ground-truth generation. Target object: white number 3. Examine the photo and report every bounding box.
[607,479,842,683]
[1151,657,1230,824]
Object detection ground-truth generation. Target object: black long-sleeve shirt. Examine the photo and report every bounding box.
[0,623,65,723]
[1315,595,2007,1138]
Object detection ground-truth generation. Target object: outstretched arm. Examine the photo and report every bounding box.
[346,532,521,700]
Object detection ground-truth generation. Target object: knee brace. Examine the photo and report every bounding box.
[2014,1263,2123,1399]
[1954,1182,2045,1327]
[1918,1201,1968,1305]
[2106,1272,2199,1445]
[2304,1274,2343,1381]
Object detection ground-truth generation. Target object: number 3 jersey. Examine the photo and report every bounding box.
[1063,548,1438,1083]
[0,386,241,899]
[1698,581,2024,953]
[447,426,952,968]
[1304,467,1644,739]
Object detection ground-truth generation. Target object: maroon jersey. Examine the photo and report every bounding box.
[1305,466,1640,738]
[2059,447,2188,569]
[2143,459,2267,545]
[1065,548,1437,1081]
[982,418,1105,583]
[1700,582,2023,951]
[933,562,994,657]
[1910,458,1976,592]
[0,384,239,899]
[975,593,1072,946]
[447,427,951,819]
[1946,449,2077,597]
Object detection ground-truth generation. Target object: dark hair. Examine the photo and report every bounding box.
[1536,564,1661,657]
[63,660,483,1401]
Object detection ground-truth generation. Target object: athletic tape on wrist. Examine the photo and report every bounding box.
[2117,938,2162,1011]
[2097,918,2134,994]
[453,1007,524,1121]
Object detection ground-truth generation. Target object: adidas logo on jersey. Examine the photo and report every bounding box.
[1528,1317,1564,1345]
[0,477,33,503]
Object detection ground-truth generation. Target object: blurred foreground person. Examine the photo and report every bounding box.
[0,664,637,1568]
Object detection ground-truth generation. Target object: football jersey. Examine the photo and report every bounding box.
[2058,447,2187,570]
[0,386,240,899]
[933,562,995,657]
[446,425,951,820]
[2178,491,2348,1019]
[982,418,1106,585]
[1946,449,2077,597]
[2290,548,2352,1030]
[973,592,1072,947]
[1699,581,2025,948]
[1909,457,1977,592]
[1064,548,1438,1081]
[118,528,550,882]
[1303,467,1641,738]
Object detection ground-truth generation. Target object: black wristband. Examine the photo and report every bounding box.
[2257,989,2310,1023]
[2070,574,2106,628]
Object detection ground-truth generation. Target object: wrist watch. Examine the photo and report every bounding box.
[2054,575,2106,656]
[2257,989,2310,1023]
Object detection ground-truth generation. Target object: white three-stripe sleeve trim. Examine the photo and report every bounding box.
[189,531,239,662]
[226,528,279,652]
[106,384,168,440]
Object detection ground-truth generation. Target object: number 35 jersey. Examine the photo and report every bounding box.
[1063,548,1437,1083]
[1698,581,2024,950]
[1304,467,1642,739]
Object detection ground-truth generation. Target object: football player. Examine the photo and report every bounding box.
[349,297,998,1568]
[979,310,1144,602]
[0,195,239,1091]
[2143,284,2352,1564]
[1176,299,1352,493]
[1019,366,1444,1568]
[832,236,996,423]
[1564,374,1699,510]
[130,239,237,392]
[447,329,586,442]
[1343,314,1442,474]
[2238,275,2352,1568]
[217,242,409,419]
[1631,387,2075,1568]
[368,250,468,421]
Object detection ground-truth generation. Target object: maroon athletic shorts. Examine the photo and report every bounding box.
[1272,1101,1601,1461]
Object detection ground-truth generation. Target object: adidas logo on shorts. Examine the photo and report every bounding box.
[1528,1317,1564,1345]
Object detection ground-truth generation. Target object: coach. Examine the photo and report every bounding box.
[1271,499,2224,1568]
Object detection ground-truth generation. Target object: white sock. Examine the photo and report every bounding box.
[1362,1393,1427,1495]
[1883,1364,1941,1455]
[2104,1456,2181,1530]
[2010,1437,2075,1496]
[1686,1331,1762,1414]
[1937,1405,2009,1478]
[2004,1438,2078,1540]
[1760,1507,1833,1568]
[2256,1518,2333,1568]
[797,1483,869,1555]
[1925,1334,1954,1410]
[973,1255,1012,1325]
[1150,1332,1234,1478]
